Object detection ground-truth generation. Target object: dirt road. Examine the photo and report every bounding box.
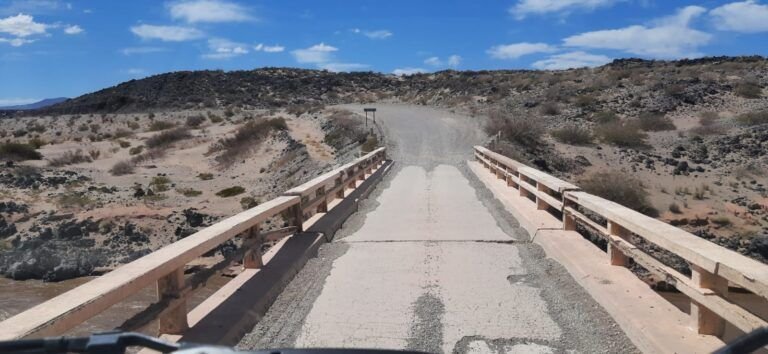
[238,104,637,353]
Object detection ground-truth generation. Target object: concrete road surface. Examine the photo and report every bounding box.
[239,104,637,353]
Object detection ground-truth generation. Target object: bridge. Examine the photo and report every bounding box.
[1,105,766,353]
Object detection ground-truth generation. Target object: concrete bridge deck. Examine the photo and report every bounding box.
[237,105,636,353]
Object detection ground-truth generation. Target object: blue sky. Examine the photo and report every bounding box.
[1,0,767,104]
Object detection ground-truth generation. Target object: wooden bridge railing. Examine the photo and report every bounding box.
[0,147,387,340]
[474,145,768,338]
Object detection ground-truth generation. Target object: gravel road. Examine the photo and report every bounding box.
[238,103,638,353]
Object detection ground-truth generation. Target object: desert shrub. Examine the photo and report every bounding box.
[117,140,131,148]
[148,121,175,132]
[324,112,366,150]
[90,124,101,133]
[88,149,101,160]
[637,112,675,131]
[149,176,171,192]
[130,148,165,164]
[595,120,648,148]
[13,129,27,137]
[573,94,597,108]
[27,138,46,149]
[197,172,214,180]
[145,128,191,149]
[216,186,245,198]
[129,146,144,155]
[550,124,592,145]
[29,123,46,133]
[49,149,91,167]
[208,113,223,123]
[127,121,141,130]
[176,188,202,197]
[110,161,134,176]
[361,134,379,152]
[592,111,619,124]
[186,115,206,128]
[210,118,288,166]
[539,102,560,115]
[734,81,762,99]
[224,108,235,118]
[664,84,685,97]
[669,203,682,214]
[0,143,42,161]
[736,111,768,126]
[56,192,94,209]
[580,171,658,216]
[240,196,259,210]
[711,216,732,227]
[114,129,133,138]
[485,112,544,146]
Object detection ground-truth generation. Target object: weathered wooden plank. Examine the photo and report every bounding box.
[565,191,768,299]
[0,195,300,340]
[518,166,579,193]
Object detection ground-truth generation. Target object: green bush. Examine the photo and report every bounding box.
[197,173,214,180]
[0,143,42,161]
[129,146,144,155]
[637,112,675,131]
[150,176,171,192]
[595,121,648,148]
[186,115,206,128]
[216,186,245,198]
[580,171,658,217]
[711,216,732,227]
[539,102,560,115]
[668,203,682,214]
[550,124,592,145]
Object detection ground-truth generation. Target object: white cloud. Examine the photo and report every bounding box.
[511,0,620,19]
[63,24,83,34]
[423,55,462,68]
[424,56,442,66]
[0,97,40,106]
[710,1,768,33]
[0,1,63,16]
[320,62,370,72]
[125,68,146,75]
[130,24,203,42]
[447,55,462,68]
[121,46,167,55]
[203,38,249,59]
[254,43,285,53]
[291,42,337,64]
[0,13,48,37]
[487,42,556,59]
[532,51,612,70]
[563,6,711,58]
[392,67,427,76]
[363,29,392,39]
[0,37,35,46]
[350,28,393,39]
[168,0,251,23]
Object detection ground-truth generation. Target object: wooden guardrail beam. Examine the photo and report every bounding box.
[473,145,768,338]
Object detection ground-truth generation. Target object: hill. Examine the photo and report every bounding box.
[0,98,68,111]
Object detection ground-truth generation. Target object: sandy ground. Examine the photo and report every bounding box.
[238,103,637,353]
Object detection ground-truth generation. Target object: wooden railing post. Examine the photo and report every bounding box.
[536,183,548,210]
[607,221,630,267]
[290,204,304,232]
[157,268,188,334]
[691,265,728,336]
[563,200,577,231]
[243,224,263,269]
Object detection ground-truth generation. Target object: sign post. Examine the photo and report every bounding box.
[364,108,376,128]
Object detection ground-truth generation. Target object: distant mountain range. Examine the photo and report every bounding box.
[0,97,69,111]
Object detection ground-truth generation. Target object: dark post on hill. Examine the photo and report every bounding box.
[364,108,376,129]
